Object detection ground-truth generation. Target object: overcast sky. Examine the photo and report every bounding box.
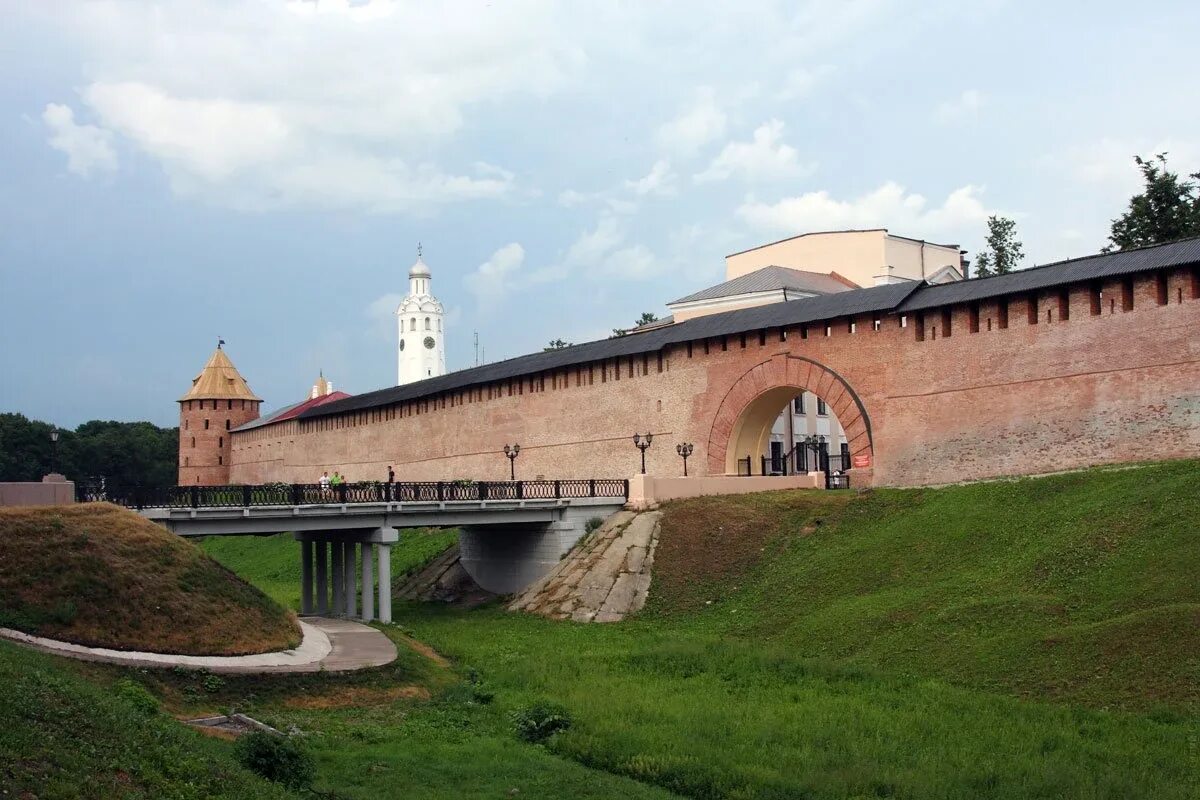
[2,0,1198,428]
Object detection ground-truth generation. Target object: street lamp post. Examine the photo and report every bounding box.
[503,443,521,481]
[802,434,825,472]
[633,433,653,475]
[50,429,60,475]
[675,442,694,476]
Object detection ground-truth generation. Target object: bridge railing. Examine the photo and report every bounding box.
[81,479,631,510]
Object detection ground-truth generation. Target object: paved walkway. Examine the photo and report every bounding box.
[0,617,397,674]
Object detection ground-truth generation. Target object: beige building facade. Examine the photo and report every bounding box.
[725,229,964,287]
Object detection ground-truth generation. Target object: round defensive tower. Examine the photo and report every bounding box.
[178,344,261,485]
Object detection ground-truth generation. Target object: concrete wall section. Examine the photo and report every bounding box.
[627,473,820,510]
[0,479,75,507]
[227,267,1200,489]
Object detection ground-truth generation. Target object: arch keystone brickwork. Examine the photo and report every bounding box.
[706,354,874,475]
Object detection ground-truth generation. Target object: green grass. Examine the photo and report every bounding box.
[199,527,457,610]
[28,459,1200,799]
[0,641,297,799]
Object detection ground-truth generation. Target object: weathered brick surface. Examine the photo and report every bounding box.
[178,399,260,485]
[225,268,1200,488]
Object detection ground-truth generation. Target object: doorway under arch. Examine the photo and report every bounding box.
[706,354,874,477]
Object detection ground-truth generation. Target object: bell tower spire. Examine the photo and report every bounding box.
[395,244,446,385]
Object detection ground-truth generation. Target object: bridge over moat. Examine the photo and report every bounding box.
[93,479,630,621]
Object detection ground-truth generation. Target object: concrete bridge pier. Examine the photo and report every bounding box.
[458,504,623,594]
[294,528,398,624]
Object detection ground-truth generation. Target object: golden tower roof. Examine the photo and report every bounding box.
[179,346,262,402]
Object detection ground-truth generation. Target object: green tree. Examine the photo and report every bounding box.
[0,413,178,487]
[543,339,573,351]
[972,215,1024,278]
[611,312,660,338]
[1106,153,1200,251]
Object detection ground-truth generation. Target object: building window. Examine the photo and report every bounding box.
[410,317,416,331]
[794,395,805,414]
[218,436,223,448]
[1059,289,1071,320]
[817,398,827,416]
[425,317,431,330]
[1027,294,1039,325]
[191,436,195,448]
[968,303,980,333]
[997,300,1009,329]
[184,419,189,430]
[1121,278,1134,311]
[225,419,231,430]
[227,400,233,410]
[1156,273,1169,305]
[218,455,223,466]
[204,419,210,430]
[184,457,189,467]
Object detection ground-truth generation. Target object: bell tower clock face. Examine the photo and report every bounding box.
[423,336,436,349]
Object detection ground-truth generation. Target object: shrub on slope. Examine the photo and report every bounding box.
[0,503,300,655]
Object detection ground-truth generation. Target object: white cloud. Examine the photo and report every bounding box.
[46,1,584,213]
[777,64,834,100]
[464,242,527,304]
[737,182,992,238]
[935,89,985,124]
[694,120,815,183]
[42,103,117,177]
[625,159,677,196]
[655,87,726,158]
[1053,138,1200,195]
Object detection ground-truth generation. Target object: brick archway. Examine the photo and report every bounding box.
[706,353,874,475]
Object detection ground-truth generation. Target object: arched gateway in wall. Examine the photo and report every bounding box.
[223,239,1200,490]
[706,353,873,475]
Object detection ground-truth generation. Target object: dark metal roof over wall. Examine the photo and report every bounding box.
[669,266,855,304]
[299,238,1200,421]
[897,236,1200,312]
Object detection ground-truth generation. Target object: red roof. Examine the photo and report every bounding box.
[273,391,352,423]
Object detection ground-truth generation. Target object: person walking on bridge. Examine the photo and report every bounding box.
[387,465,395,500]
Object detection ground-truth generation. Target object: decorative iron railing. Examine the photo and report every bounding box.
[79,478,630,510]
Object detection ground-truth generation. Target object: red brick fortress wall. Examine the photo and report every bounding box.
[229,266,1200,488]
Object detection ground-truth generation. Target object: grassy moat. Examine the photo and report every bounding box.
[2,460,1198,798]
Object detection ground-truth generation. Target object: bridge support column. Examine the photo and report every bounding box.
[331,538,344,616]
[377,543,392,624]
[343,539,357,618]
[315,539,328,615]
[361,542,375,622]
[300,539,313,615]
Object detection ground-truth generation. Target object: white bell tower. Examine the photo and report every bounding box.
[396,244,447,385]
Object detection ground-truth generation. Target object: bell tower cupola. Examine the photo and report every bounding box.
[396,243,447,385]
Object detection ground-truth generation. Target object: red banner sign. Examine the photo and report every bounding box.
[852,453,871,469]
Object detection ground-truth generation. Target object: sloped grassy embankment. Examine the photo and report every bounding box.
[0,641,297,799]
[0,503,299,655]
[390,460,1200,799]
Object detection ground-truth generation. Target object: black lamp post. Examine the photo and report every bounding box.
[50,429,60,474]
[503,443,521,480]
[802,434,825,471]
[676,442,694,476]
[633,433,653,474]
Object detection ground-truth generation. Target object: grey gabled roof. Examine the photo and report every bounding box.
[898,236,1200,312]
[670,265,855,304]
[299,238,1200,421]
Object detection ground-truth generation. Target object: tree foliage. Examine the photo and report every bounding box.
[1106,153,1200,252]
[543,339,573,351]
[611,312,660,338]
[972,215,1024,278]
[0,413,178,487]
